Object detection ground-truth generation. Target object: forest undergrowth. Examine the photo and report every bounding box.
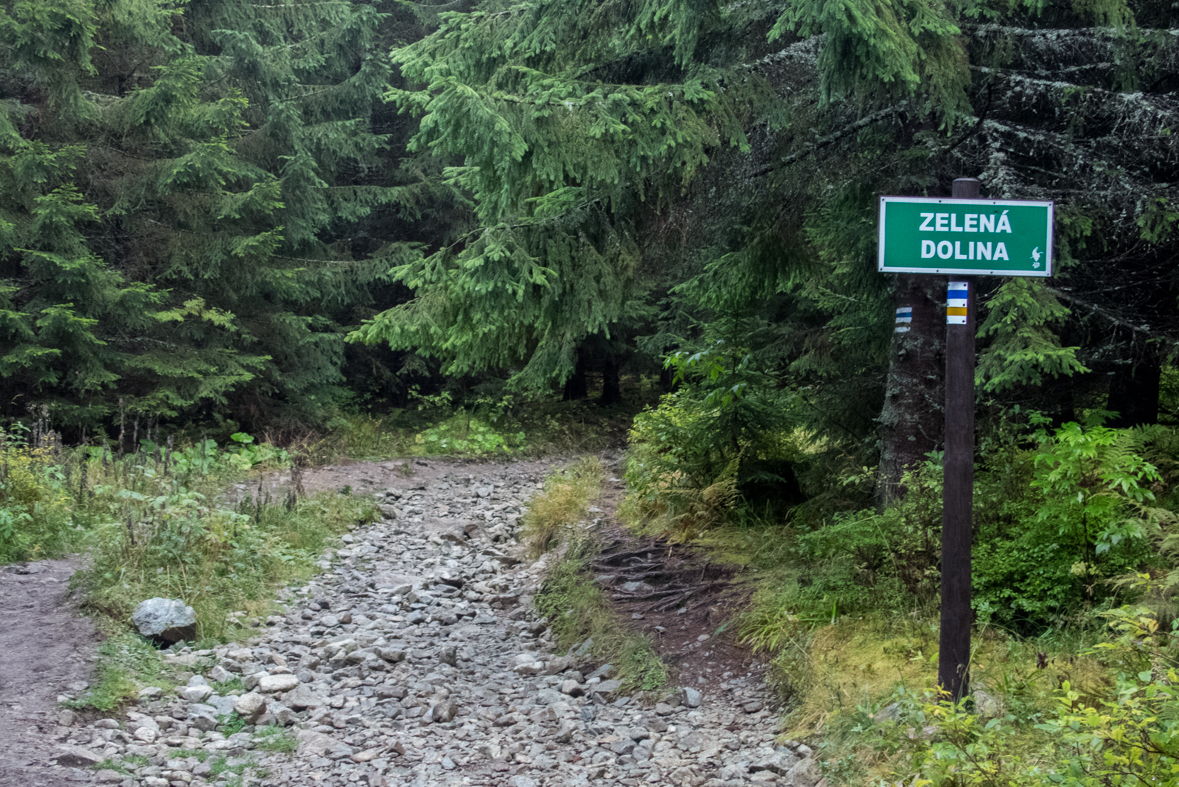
[617,366,1179,786]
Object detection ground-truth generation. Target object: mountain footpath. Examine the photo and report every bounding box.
[17,457,821,787]
[0,558,100,787]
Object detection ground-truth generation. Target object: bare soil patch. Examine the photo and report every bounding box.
[0,559,99,787]
[592,530,760,685]
[590,476,765,691]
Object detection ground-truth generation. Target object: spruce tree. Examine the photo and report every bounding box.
[350,0,772,389]
[0,0,450,430]
[357,0,1179,493]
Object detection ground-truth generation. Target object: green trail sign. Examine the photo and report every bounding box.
[878,196,1054,277]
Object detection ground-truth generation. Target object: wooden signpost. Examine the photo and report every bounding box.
[878,179,1055,701]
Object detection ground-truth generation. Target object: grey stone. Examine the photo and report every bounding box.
[55,746,104,767]
[974,689,1002,718]
[545,655,577,675]
[430,700,458,723]
[285,684,327,710]
[586,663,613,680]
[94,769,125,784]
[207,665,232,683]
[786,757,823,787]
[258,673,300,693]
[131,598,197,643]
[273,703,300,726]
[536,688,565,706]
[681,686,702,708]
[513,661,544,676]
[377,647,406,663]
[554,720,577,743]
[207,694,236,716]
[295,730,341,757]
[591,679,622,695]
[233,692,267,720]
[559,680,584,697]
[750,748,799,776]
[176,684,213,703]
[187,706,219,732]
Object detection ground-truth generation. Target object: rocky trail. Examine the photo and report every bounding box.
[9,457,822,787]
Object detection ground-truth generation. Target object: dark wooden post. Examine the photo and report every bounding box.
[938,177,979,702]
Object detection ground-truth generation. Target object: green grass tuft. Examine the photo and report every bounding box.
[519,457,605,558]
[535,539,669,694]
[253,725,298,753]
[65,631,169,712]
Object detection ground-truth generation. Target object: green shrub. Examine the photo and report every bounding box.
[974,421,1167,633]
[624,351,805,540]
[0,428,76,562]
[776,421,1167,635]
[413,413,525,455]
[874,594,1179,787]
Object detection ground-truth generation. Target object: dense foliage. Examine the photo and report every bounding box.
[0,0,466,432]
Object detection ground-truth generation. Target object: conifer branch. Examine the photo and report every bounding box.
[1049,289,1155,337]
[963,24,1179,37]
[750,103,906,178]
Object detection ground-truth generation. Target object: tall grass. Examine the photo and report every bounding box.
[0,424,377,643]
[519,457,606,557]
[76,489,376,641]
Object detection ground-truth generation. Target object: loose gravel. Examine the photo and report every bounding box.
[46,459,822,787]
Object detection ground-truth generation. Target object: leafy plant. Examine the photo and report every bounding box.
[218,713,247,735]
[975,421,1167,632]
[874,591,1179,787]
[1031,421,1171,558]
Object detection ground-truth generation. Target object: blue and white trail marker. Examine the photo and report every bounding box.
[947,282,969,325]
[895,307,912,333]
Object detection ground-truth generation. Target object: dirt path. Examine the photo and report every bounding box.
[18,456,817,787]
[0,559,99,787]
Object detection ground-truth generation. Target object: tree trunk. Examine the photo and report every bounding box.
[876,274,945,508]
[600,357,622,405]
[659,365,678,393]
[563,357,588,401]
[1107,351,1161,428]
